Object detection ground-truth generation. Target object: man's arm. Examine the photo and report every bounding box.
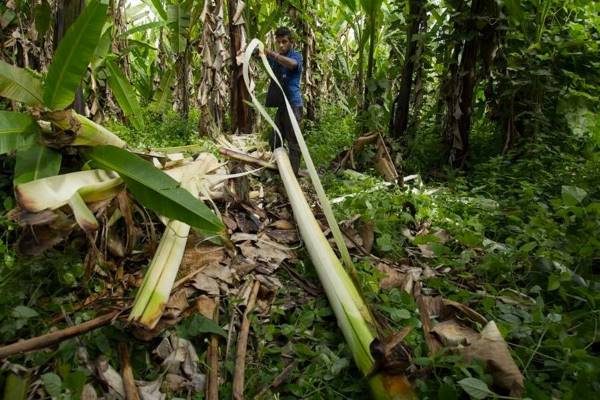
[265,49,298,70]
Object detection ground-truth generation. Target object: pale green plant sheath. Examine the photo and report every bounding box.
[274,148,415,400]
[47,110,127,148]
[129,175,198,329]
[15,169,122,212]
[242,39,356,278]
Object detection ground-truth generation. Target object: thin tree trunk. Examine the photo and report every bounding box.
[390,0,426,139]
[227,0,251,134]
[113,0,131,80]
[54,0,85,114]
[198,0,228,136]
[177,46,190,119]
[362,18,376,112]
[444,0,489,168]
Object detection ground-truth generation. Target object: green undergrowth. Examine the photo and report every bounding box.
[107,109,216,152]
[310,130,600,398]
[1,103,598,399]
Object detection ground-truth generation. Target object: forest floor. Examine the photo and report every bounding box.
[0,108,598,399]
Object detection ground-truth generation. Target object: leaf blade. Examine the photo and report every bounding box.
[0,111,39,155]
[0,60,44,106]
[43,0,108,110]
[457,377,493,400]
[84,145,224,237]
[105,59,145,130]
[14,143,62,185]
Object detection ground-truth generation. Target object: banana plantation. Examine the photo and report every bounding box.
[0,0,599,399]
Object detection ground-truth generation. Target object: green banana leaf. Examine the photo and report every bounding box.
[34,0,52,36]
[126,4,148,22]
[122,21,165,37]
[0,111,39,155]
[105,59,145,130]
[142,0,167,21]
[84,145,225,237]
[150,67,175,113]
[0,60,43,106]
[14,143,62,186]
[167,3,190,54]
[3,374,28,400]
[92,26,113,69]
[43,0,108,110]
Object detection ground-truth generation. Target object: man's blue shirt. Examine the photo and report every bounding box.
[268,49,303,107]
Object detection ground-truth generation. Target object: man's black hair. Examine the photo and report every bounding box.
[275,26,293,39]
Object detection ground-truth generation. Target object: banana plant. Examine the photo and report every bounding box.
[0,0,225,240]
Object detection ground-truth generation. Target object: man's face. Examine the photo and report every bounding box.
[275,36,292,54]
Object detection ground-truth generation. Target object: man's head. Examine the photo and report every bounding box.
[275,27,293,54]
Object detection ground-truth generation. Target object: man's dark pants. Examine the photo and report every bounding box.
[271,105,303,175]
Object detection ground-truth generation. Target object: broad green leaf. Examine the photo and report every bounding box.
[0,111,39,155]
[142,0,167,21]
[457,378,493,399]
[167,4,190,53]
[12,305,39,319]
[41,373,63,398]
[176,314,227,339]
[438,382,459,400]
[105,59,145,130]
[548,273,561,291]
[43,0,108,110]
[84,145,225,237]
[0,60,43,106]
[3,374,28,400]
[561,185,587,205]
[126,4,148,21]
[34,0,52,36]
[340,0,357,12]
[1,9,16,29]
[151,67,175,112]
[92,26,113,69]
[14,143,62,185]
[122,21,164,37]
[62,371,87,398]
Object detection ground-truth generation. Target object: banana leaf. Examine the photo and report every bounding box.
[34,0,52,36]
[0,111,39,155]
[14,143,62,186]
[142,0,167,21]
[43,0,108,110]
[150,67,175,113]
[84,145,225,238]
[105,59,145,130]
[0,60,43,106]
[122,21,165,37]
[15,169,121,212]
[3,374,28,400]
[167,3,190,54]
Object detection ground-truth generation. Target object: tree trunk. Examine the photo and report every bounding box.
[302,20,317,121]
[177,46,190,120]
[227,0,252,134]
[112,0,131,80]
[390,0,426,139]
[198,0,228,136]
[54,0,85,114]
[444,0,489,168]
[362,18,376,112]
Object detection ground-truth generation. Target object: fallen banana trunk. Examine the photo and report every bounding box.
[129,172,201,329]
[274,148,415,400]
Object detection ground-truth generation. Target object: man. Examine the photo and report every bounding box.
[264,27,303,175]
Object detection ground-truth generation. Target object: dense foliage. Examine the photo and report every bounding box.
[0,0,598,399]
